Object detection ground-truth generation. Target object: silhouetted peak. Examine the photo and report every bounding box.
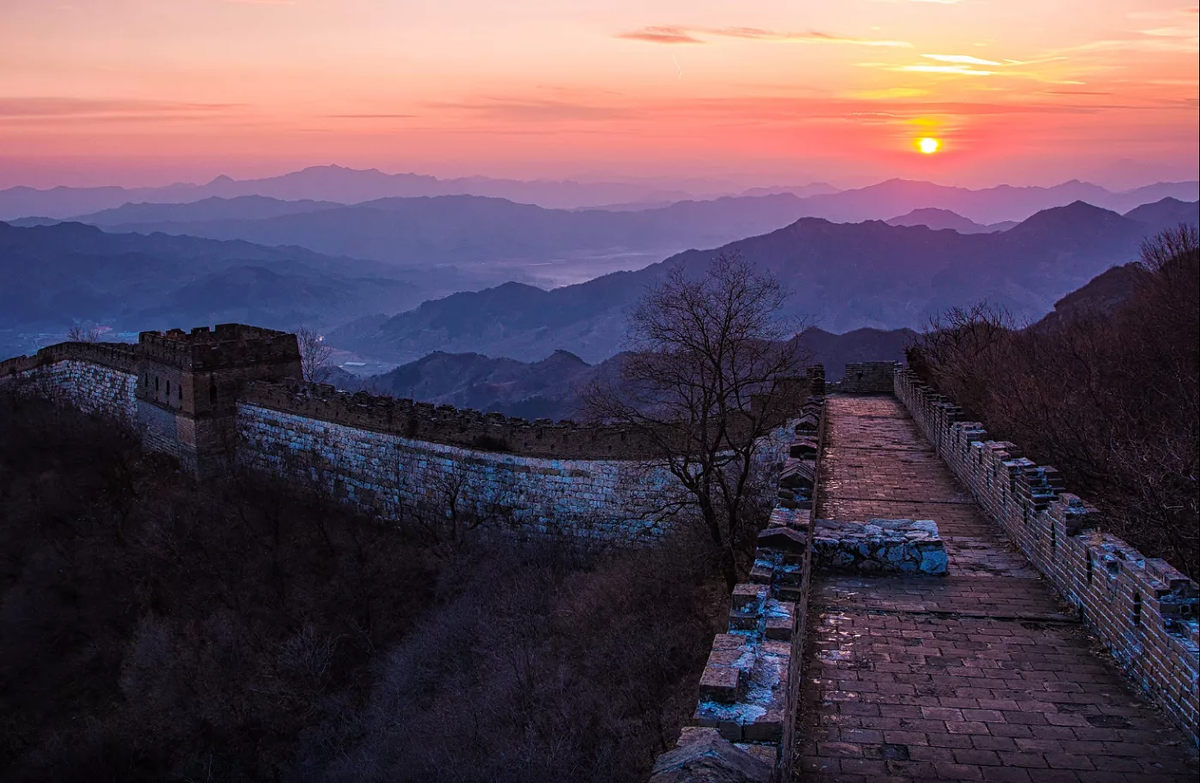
[536,349,589,368]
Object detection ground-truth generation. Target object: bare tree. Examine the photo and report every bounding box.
[904,228,1199,578]
[584,252,810,591]
[67,323,102,343]
[905,301,1015,417]
[296,326,334,384]
[1138,223,1199,274]
[395,452,518,554]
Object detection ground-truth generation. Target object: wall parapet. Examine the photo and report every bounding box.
[137,324,299,372]
[242,378,740,461]
[650,395,827,783]
[835,361,900,394]
[0,341,138,379]
[894,368,1200,746]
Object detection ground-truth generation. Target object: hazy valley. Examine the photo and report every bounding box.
[2,167,1194,379]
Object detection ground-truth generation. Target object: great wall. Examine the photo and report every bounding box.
[1,325,1196,782]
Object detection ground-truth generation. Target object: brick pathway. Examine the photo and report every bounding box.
[794,396,1198,783]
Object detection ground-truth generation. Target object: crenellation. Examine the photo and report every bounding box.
[651,395,826,783]
[895,367,1200,747]
[236,400,689,545]
[835,361,899,394]
[0,340,139,378]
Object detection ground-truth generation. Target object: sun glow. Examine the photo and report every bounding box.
[918,137,940,154]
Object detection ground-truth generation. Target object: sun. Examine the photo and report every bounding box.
[918,137,940,155]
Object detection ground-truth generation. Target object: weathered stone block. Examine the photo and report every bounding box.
[731,584,768,616]
[699,663,741,704]
[756,526,809,554]
[649,728,771,783]
[812,518,947,575]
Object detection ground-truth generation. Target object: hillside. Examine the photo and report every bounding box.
[1034,262,1148,330]
[1123,196,1200,226]
[346,326,913,419]
[0,221,426,343]
[885,207,1013,234]
[332,200,1187,363]
[0,165,710,218]
[56,193,821,286]
[0,392,719,782]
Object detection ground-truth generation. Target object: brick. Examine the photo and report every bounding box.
[792,395,1199,783]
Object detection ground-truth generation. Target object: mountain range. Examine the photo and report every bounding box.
[330,198,1198,364]
[337,326,916,420]
[0,166,715,219]
[14,183,1198,295]
[886,208,1016,234]
[21,193,835,289]
[0,221,429,358]
[3,165,1196,225]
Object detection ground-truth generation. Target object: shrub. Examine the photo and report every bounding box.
[0,393,723,782]
[908,226,1199,578]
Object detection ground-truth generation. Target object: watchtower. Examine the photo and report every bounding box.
[134,324,303,477]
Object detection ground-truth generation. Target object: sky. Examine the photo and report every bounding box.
[1,0,1197,189]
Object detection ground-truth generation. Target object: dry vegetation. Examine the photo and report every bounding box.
[908,226,1199,579]
[0,394,726,782]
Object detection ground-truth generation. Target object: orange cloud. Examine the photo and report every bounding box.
[616,26,911,47]
[0,97,241,118]
[614,27,703,44]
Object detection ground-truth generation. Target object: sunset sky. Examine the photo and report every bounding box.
[1,0,1197,189]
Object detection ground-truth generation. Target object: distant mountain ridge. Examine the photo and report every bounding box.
[331,199,1198,364]
[795,178,1197,224]
[885,208,1012,234]
[43,193,842,286]
[2,164,1195,225]
[0,221,427,356]
[21,189,1200,297]
[0,165,716,219]
[346,327,915,420]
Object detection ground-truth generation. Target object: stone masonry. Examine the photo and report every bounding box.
[794,393,1198,782]
[896,367,1199,749]
[0,325,810,547]
[651,395,828,783]
[812,518,948,576]
[237,401,679,544]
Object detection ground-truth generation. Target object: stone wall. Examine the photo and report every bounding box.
[3,334,807,546]
[837,361,899,394]
[811,518,948,575]
[240,378,815,461]
[238,400,796,547]
[237,401,684,545]
[650,395,826,783]
[0,341,138,378]
[4,357,137,421]
[895,368,1200,746]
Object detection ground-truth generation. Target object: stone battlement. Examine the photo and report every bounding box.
[137,324,300,372]
[895,367,1200,747]
[0,325,817,550]
[241,378,666,460]
[651,395,827,782]
[4,327,818,462]
[835,360,900,394]
[0,340,138,378]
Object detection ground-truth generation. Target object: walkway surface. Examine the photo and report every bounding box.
[793,396,1197,783]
